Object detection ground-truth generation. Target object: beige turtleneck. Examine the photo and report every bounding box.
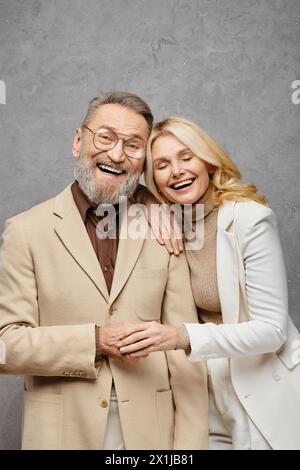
[176,183,223,351]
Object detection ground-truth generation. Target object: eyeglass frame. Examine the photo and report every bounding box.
[83,125,147,160]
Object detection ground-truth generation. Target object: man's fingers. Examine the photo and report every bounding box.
[119,337,153,354]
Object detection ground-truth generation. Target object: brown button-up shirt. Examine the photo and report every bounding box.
[71,181,119,293]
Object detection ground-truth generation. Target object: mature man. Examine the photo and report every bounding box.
[0,92,207,450]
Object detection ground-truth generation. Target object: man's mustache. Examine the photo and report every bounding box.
[89,153,130,173]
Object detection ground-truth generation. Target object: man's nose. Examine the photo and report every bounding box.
[107,139,126,163]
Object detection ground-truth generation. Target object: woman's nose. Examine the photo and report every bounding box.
[172,164,185,177]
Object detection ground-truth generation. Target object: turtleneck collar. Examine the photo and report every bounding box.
[192,182,215,221]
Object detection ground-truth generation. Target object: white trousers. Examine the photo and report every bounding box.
[207,358,272,450]
[103,390,125,450]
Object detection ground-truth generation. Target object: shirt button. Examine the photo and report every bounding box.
[99,399,109,408]
[103,266,109,272]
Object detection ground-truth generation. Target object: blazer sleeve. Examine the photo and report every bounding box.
[185,204,288,362]
[0,218,101,379]
[161,252,208,450]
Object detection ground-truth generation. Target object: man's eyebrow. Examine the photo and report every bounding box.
[95,125,145,141]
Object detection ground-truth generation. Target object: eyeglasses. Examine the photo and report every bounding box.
[83,125,146,160]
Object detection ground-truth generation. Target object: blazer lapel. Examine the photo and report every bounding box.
[109,201,145,306]
[53,185,109,302]
[217,201,240,324]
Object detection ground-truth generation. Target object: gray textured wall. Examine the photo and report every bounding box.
[0,0,299,449]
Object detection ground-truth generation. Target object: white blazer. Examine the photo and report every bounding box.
[185,200,300,450]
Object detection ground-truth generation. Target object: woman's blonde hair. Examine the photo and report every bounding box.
[145,116,268,206]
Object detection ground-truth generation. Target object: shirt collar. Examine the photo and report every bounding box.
[71,180,121,222]
[71,181,93,223]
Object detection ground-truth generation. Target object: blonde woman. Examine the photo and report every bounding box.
[118,116,300,450]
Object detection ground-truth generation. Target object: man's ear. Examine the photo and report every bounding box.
[72,128,82,158]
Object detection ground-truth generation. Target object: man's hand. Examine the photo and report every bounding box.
[99,322,149,363]
[117,321,178,358]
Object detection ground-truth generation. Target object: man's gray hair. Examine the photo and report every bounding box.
[82,91,153,134]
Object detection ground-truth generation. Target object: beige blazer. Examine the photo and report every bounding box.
[0,184,208,450]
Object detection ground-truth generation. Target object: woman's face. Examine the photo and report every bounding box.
[152,134,211,205]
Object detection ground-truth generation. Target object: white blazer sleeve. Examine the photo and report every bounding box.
[185,204,288,362]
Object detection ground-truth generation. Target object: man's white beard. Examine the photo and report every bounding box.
[74,153,141,206]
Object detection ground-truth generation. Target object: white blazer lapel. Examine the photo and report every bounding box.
[217,201,240,324]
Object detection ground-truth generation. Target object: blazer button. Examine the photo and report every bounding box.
[272,370,281,381]
[99,399,109,408]
[108,306,114,316]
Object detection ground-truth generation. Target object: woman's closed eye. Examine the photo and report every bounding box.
[179,153,194,162]
[155,162,170,170]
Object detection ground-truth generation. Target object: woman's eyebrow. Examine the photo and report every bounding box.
[154,148,190,162]
[153,157,169,167]
[177,148,191,156]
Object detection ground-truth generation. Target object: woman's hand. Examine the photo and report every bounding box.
[99,322,149,361]
[134,184,184,256]
[117,321,178,357]
[148,205,184,256]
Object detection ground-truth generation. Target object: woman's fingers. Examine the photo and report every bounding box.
[161,211,183,256]
[147,204,184,255]
[117,330,149,348]
[162,236,174,254]
[117,322,149,340]
[169,212,184,255]
[120,337,154,354]
[129,347,154,358]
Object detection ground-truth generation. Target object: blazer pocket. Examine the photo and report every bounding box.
[277,318,300,370]
[22,391,63,450]
[277,336,300,370]
[155,390,175,450]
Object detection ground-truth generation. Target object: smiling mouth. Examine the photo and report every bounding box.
[97,164,127,176]
[171,178,195,190]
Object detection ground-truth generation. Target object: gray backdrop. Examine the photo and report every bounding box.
[0,0,299,449]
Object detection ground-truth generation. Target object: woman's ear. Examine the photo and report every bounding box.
[206,163,216,177]
[72,128,82,159]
